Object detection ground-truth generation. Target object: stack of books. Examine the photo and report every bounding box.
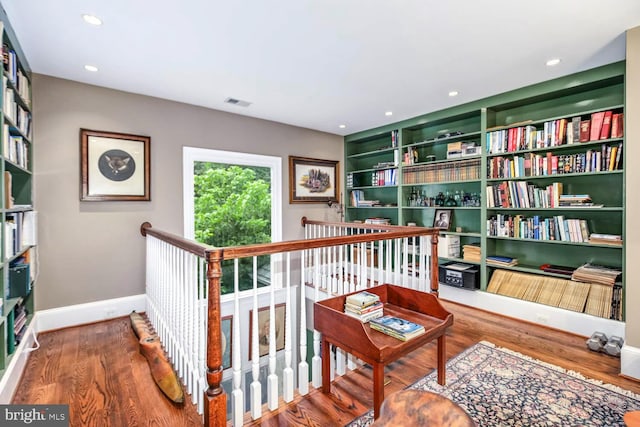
[486,255,518,267]
[463,243,481,262]
[364,217,391,225]
[344,291,384,322]
[539,263,575,277]
[588,233,622,246]
[559,194,602,208]
[572,263,622,286]
[369,315,425,341]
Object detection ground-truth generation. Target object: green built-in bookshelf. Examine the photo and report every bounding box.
[0,3,35,378]
[344,61,625,325]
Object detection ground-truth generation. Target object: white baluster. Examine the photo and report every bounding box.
[267,257,278,410]
[198,256,208,415]
[282,253,294,402]
[335,347,347,376]
[298,252,309,396]
[312,249,322,388]
[250,257,262,420]
[232,259,244,426]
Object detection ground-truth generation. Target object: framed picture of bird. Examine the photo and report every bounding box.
[80,128,150,201]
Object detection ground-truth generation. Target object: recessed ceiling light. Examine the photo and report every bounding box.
[82,14,102,26]
[339,124,346,129]
[449,91,459,97]
[84,65,98,72]
[546,58,561,67]
[385,111,393,116]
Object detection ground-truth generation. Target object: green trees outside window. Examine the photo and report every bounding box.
[194,162,272,294]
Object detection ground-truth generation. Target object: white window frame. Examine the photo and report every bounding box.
[183,147,283,294]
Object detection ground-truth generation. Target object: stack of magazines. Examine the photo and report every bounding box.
[369,315,425,341]
[572,263,622,286]
[344,291,384,322]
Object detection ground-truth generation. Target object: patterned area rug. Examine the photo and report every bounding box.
[347,341,640,427]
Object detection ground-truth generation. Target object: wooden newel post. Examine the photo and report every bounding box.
[430,233,439,296]
[204,248,227,427]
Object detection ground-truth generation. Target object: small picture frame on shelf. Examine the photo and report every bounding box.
[288,156,339,204]
[433,209,453,230]
[80,128,151,201]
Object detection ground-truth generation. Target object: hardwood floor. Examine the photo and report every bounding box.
[12,317,202,426]
[12,300,640,426]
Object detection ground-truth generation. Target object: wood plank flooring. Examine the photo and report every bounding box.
[12,300,640,426]
[12,317,203,426]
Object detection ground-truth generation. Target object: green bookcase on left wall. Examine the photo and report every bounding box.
[0,3,36,376]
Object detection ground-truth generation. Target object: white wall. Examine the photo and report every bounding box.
[32,75,343,310]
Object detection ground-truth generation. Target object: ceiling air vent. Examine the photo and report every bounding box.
[224,97,252,107]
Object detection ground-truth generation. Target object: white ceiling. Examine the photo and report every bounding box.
[3,1,640,136]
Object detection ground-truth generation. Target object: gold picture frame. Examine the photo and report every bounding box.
[288,156,339,204]
[80,128,151,201]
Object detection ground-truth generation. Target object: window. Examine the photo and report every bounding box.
[183,147,282,294]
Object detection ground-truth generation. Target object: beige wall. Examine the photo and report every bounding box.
[626,27,639,347]
[32,74,343,310]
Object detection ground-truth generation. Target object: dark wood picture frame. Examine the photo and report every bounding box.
[249,303,286,359]
[289,156,339,204]
[80,128,151,201]
[221,315,232,370]
[433,209,453,230]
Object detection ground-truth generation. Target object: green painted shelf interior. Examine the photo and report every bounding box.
[344,61,625,321]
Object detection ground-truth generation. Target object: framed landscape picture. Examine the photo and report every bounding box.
[288,156,339,204]
[80,128,151,201]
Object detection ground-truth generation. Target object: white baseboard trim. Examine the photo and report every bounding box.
[0,294,147,403]
[36,294,147,333]
[621,344,640,380]
[439,285,625,338]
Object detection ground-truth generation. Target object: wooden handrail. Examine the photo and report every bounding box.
[141,219,440,426]
[142,220,439,260]
[140,221,215,258]
[301,216,435,231]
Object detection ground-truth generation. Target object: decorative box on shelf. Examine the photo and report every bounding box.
[438,235,460,258]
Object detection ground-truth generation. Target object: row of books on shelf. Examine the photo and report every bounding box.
[2,31,31,107]
[3,75,32,139]
[403,158,480,184]
[487,269,622,320]
[8,299,29,354]
[371,168,397,187]
[391,129,399,148]
[487,143,623,179]
[487,214,601,244]
[343,291,425,340]
[486,181,572,209]
[486,110,623,154]
[3,124,28,168]
[350,190,381,207]
[5,210,36,260]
